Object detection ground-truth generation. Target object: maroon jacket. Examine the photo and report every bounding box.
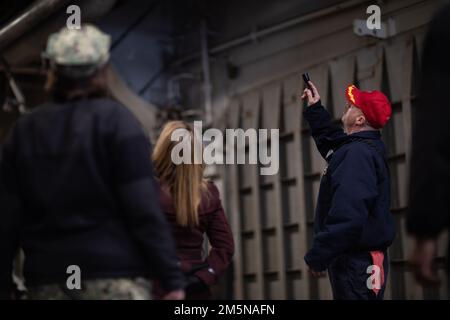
[153,181,234,299]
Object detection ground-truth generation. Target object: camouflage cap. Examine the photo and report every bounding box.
[45,24,111,68]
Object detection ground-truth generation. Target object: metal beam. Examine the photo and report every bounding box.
[172,0,370,67]
[0,0,72,52]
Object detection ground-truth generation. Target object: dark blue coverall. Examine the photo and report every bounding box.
[303,101,396,300]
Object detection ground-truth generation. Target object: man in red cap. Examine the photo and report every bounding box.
[301,81,396,300]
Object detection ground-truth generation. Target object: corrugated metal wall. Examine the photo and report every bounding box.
[211,1,448,300]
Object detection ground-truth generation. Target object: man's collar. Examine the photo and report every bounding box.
[324,129,381,150]
[348,130,381,140]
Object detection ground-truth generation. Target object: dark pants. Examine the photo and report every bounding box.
[328,252,389,300]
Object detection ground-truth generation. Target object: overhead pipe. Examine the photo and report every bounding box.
[172,0,370,67]
[0,0,72,52]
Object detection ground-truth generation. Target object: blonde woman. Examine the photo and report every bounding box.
[152,121,235,300]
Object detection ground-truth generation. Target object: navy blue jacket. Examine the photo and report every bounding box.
[303,102,396,271]
[0,98,185,296]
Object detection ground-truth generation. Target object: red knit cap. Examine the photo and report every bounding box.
[345,85,392,129]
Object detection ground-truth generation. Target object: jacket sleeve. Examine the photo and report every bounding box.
[304,144,378,271]
[303,101,346,159]
[194,183,235,286]
[407,5,450,238]
[109,107,184,292]
[0,132,23,299]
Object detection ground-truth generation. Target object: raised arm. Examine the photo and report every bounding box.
[301,81,346,159]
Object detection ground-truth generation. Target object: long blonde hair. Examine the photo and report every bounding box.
[152,121,208,227]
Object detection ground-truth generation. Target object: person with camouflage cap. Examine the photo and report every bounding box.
[44,23,111,78]
[0,24,185,300]
[43,23,111,101]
